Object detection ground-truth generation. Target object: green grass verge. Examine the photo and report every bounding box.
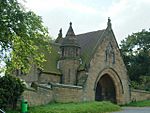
[125,100,150,107]
[7,101,120,113]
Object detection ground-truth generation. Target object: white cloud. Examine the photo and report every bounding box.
[99,0,150,43]
[20,0,150,43]
[23,0,99,14]
[103,0,150,18]
[103,0,128,18]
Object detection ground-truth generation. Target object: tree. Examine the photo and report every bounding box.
[0,0,51,74]
[120,29,150,90]
[0,75,25,110]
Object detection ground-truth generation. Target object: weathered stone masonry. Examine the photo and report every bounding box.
[23,84,83,106]
[21,18,134,106]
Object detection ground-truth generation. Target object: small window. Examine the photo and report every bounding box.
[79,58,82,64]
[62,48,64,57]
[57,61,60,69]
[68,69,71,82]
[112,52,115,64]
[105,50,108,62]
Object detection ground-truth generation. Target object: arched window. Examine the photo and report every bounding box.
[105,42,115,64]
[62,48,64,57]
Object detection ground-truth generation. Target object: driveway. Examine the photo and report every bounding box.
[112,107,150,113]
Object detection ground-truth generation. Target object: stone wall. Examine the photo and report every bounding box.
[131,89,150,101]
[23,86,53,106]
[53,83,83,103]
[38,73,61,84]
[23,83,83,106]
[77,70,88,86]
[59,59,80,85]
[18,65,39,83]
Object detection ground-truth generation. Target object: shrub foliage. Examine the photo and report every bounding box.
[120,29,150,91]
[0,75,25,110]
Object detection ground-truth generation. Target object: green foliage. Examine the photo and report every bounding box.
[126,100,150,107]
[0,0,51,74]
[120,29,150,88]
[7,101,120,113]
[0,75,25,110]
[131,76,150,91]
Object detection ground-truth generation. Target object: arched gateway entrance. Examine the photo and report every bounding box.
[95,74,116,103]
[94,68,124,104]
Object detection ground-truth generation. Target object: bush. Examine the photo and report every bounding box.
[0,75,25,110]
[130,76,150,91]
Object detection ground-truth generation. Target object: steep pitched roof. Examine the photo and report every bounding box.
[43,29,106,74]
[42,43,61,74]
[76,29,105,65]
[61,22,80,47]
[42,18,114,74]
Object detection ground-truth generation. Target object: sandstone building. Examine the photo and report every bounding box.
[21,18,130,105]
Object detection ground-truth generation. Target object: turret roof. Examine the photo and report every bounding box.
[61,22,80,47]
[43,18,114,74]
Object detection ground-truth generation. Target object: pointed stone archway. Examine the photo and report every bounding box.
[95,74,116,103]
[94,68,124,104]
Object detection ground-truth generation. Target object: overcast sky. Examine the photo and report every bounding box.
[22,0,150,43]
[1,0,150,76]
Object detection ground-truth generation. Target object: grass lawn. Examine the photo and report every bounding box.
[125,100,150,107]
[7,101,120,113]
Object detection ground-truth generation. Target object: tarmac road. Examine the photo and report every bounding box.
[112,107,150,113]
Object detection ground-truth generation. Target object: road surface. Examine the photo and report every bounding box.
[112,107,150,113]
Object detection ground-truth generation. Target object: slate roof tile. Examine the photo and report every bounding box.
[43,29,106,74]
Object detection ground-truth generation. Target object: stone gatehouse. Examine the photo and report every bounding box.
[20,18,130,105]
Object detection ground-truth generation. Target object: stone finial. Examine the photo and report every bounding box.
[107,17,112,30]
[66,22,75,37]
[58,28,62,38]
[61,22,80,47]
[55,28,63,43]
[70,22,72,26]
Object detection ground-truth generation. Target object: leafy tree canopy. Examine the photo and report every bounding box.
[0,0,51,74]
[120,29,150,82]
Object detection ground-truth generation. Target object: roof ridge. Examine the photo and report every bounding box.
[76,29,105,36]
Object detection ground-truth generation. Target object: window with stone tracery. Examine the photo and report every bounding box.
[105,42,115,64]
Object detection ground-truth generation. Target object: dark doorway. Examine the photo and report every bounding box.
[95,74,116,103]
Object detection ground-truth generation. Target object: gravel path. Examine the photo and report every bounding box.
[112,107,150,113]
